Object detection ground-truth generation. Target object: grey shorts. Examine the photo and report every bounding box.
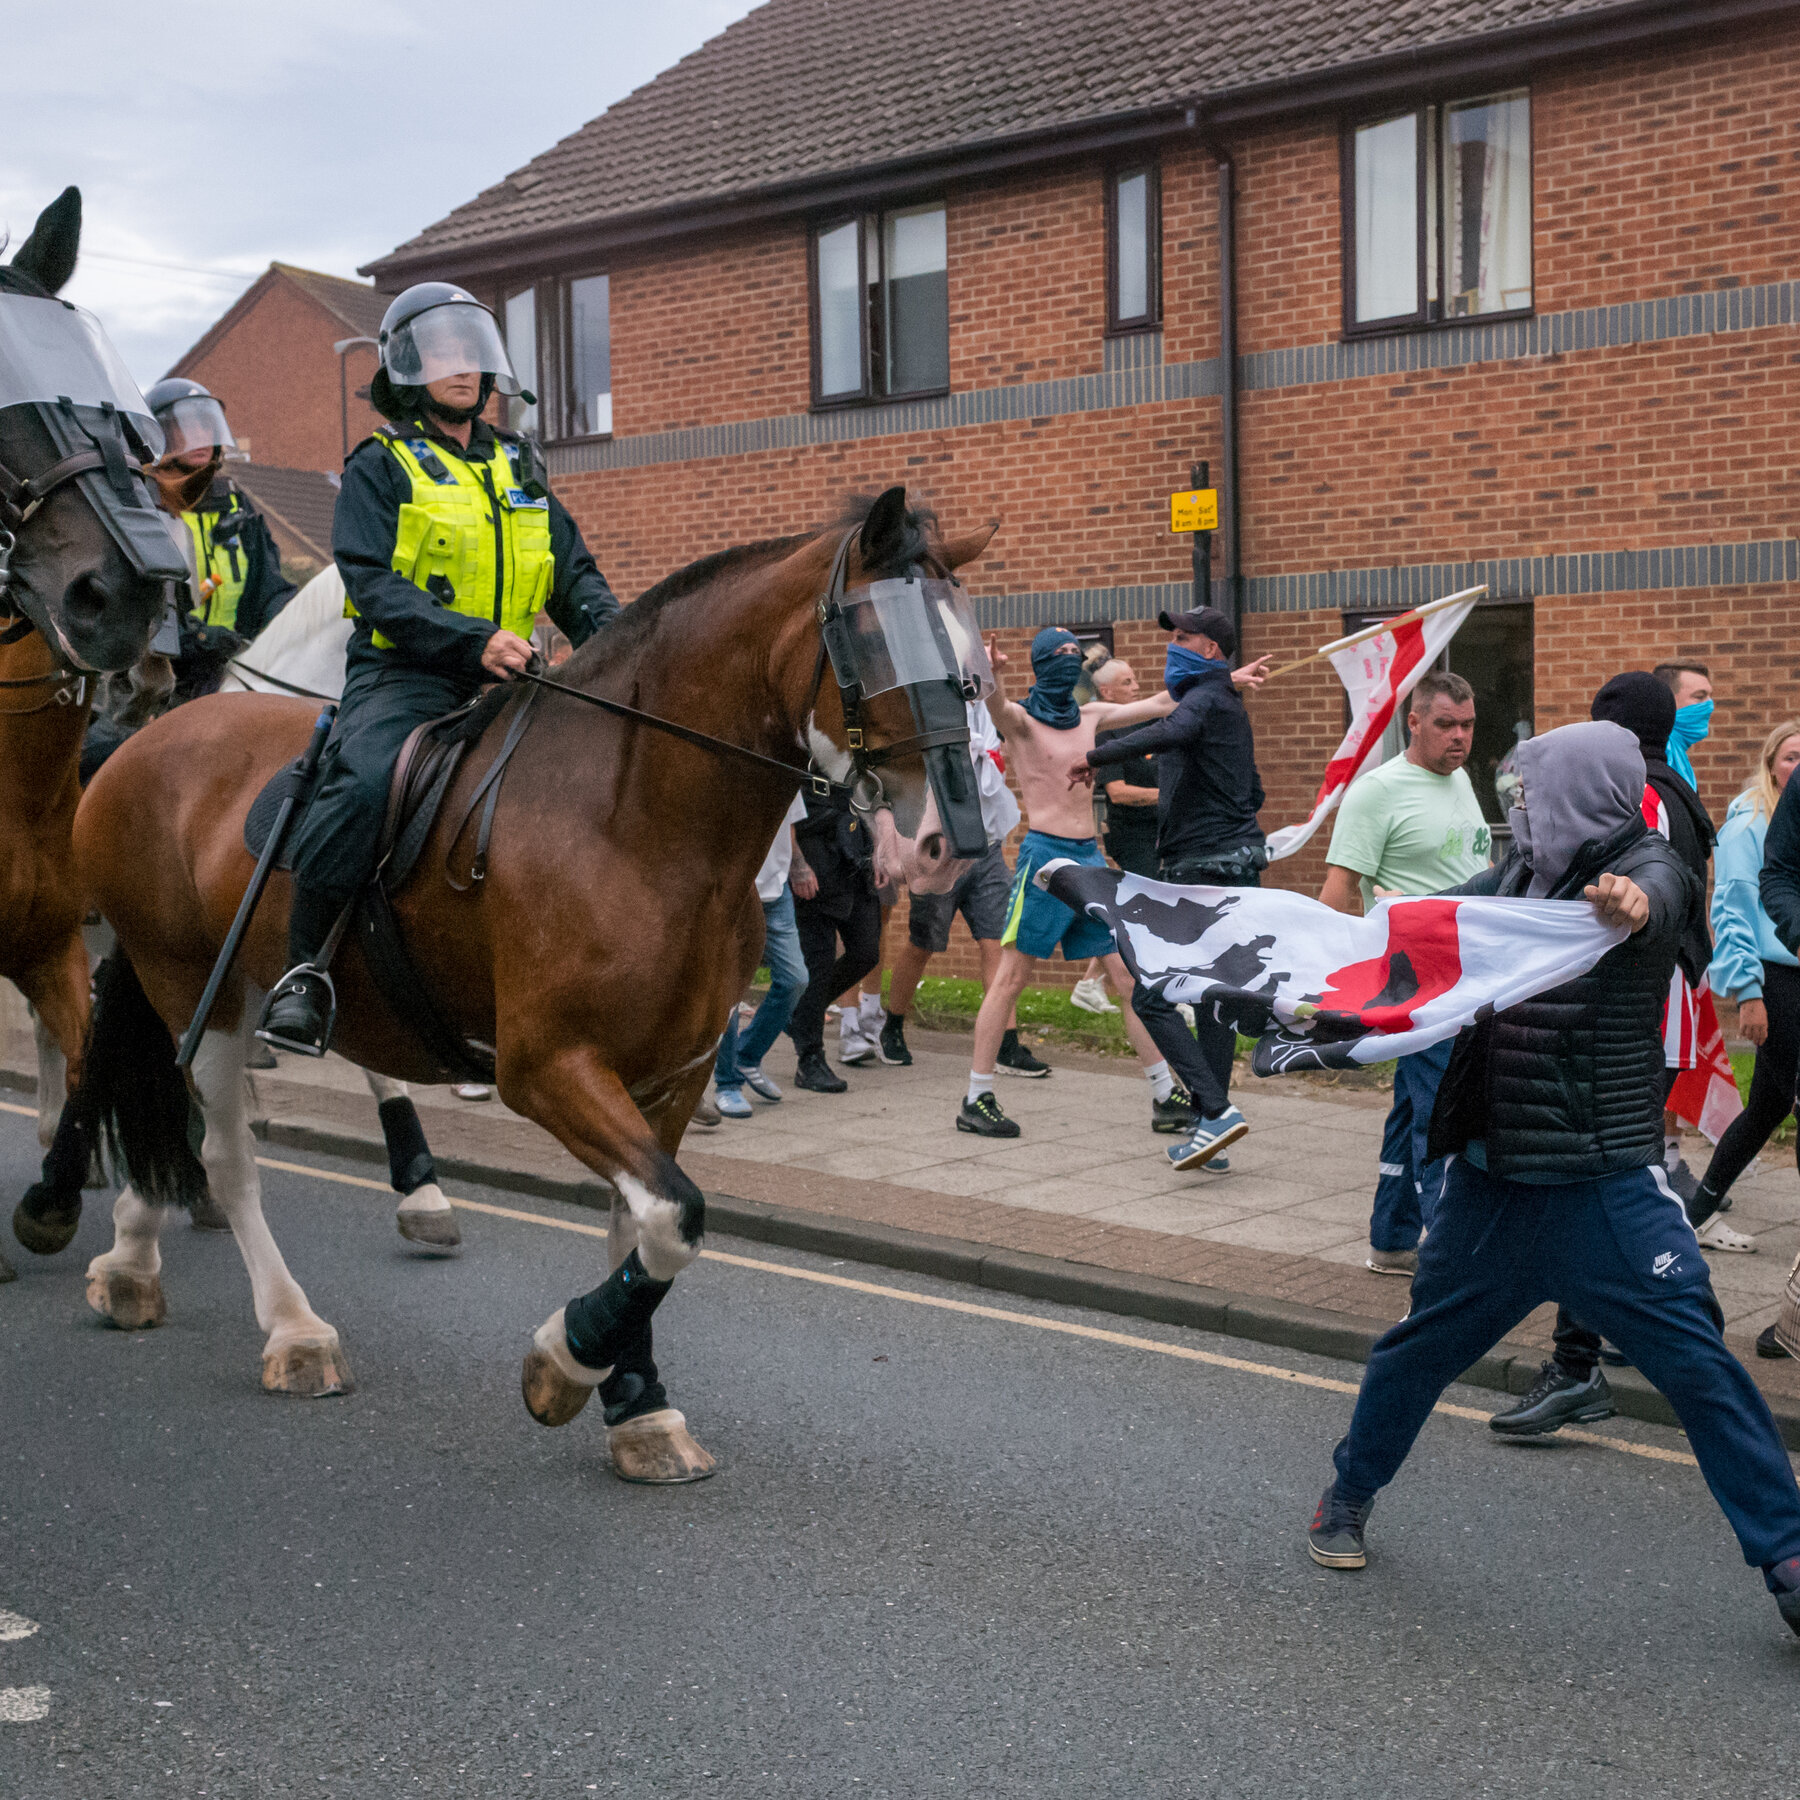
[908,842,1011,952]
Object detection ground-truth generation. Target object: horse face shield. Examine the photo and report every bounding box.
[0,294,186,667]
[823,578,991,860]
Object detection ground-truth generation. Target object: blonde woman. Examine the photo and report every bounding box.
[1692,719,1800,1307]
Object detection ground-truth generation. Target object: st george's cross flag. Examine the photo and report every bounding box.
[1265,587,1484,863]
[1037,862,1627,1073]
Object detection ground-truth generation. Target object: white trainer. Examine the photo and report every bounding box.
[1696,1214,1757,1253]
[1069,976,1118,1014]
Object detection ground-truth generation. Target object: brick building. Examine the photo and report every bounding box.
[168,263,387,475]
[366,0,1800,982]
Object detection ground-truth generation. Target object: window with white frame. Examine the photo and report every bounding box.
[1346,89,1532,331]
[502,286,537,436]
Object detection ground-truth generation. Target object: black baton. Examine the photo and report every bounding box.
[176,705,336,1068]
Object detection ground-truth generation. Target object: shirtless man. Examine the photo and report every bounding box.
[956,627,1266,1140]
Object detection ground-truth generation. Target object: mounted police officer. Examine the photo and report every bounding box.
[144,377,296,693]
[257,283,619,1055]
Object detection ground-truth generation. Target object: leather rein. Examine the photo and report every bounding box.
[511,525,970,810]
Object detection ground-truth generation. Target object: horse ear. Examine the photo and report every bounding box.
[860,485,910,569]
[937,520,999,571]
[11,187,82,295]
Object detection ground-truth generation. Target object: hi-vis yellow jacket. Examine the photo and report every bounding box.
[346,426,553,649]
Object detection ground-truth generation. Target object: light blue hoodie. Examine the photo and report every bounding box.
[1709,792,1800,1001]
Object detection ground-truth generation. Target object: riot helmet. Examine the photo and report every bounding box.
[145,376,234,464]
[371,283,528,422]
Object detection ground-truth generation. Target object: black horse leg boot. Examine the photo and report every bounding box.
[257,885,341,1057]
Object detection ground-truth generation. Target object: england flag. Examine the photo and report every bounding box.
[1038,862,1627,1073]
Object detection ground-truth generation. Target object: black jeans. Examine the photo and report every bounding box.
[788,884,882,1058]
[1129,864,1261,1119]
[1696,961,1800,1219]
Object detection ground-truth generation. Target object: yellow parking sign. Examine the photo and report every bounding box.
[1170,488,1219,533]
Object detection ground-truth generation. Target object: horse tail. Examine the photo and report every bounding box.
[71,947,208,1211]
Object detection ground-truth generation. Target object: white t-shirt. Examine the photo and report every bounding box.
[968,700,1021,846]
[755,793,808,902]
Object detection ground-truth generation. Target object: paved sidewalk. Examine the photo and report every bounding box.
[7,983,1798,1416]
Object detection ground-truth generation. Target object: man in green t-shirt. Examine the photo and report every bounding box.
[1320,671,1491,1276]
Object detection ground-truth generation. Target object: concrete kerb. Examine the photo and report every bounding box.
[243,1112,1788,1451]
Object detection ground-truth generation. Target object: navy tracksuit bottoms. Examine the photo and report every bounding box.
[1333,1156,1800,1572]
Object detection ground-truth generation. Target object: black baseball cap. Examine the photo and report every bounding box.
[1157,605,1237,655]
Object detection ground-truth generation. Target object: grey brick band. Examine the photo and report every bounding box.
[974,537,1800,626]
[548,279,1798,478]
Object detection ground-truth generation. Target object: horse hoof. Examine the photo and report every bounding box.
[188,1191,232,1232]
[262,1340,354,1397]
[13,1187,82,1256]
[521,1347,594,1427]
[86,1268,166,1330]
[608,1409,717,1484]
[397,1208,462,1252]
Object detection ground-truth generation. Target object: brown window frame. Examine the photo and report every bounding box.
[1340,89,1534,340]
[1105,164,1162,336]
[555,270,613,444]
[809,203,950,411]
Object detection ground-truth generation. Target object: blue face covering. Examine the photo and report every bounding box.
[1165,643,1229,696]
[1666,697,1713,787]
[1023,628,1085,729]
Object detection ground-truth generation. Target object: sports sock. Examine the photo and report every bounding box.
[1664,1134,1681,1171]
[967,1070,995,1106]
[1143,1059,1175,1103]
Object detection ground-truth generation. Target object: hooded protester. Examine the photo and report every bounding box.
[1022,627,1086,728]
[1305,721,1800,1642]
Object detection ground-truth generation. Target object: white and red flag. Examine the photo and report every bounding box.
[1668,986,1746,1143]
[1265,586,1485,863]
[1038,862,1626,1073]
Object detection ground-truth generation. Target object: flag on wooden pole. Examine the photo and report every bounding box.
[1265,586,1485,863]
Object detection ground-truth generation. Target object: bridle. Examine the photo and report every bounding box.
[0,398,158,710]
[516,525,974,815]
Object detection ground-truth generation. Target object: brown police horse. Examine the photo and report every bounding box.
[0,189,179,1282]
[63,488,990,1481]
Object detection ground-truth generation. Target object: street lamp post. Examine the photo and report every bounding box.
[333,336,378,463]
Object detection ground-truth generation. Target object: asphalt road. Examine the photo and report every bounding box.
[2,1104,1797,1800]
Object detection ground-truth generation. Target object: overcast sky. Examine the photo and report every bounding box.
[4,1,763,387]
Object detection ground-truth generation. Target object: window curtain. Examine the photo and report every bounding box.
[1475,94,1531,313]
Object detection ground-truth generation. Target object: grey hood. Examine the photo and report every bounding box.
[1509,720,1646,898]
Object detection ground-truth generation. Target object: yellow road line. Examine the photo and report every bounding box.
[257,1151,1701,1470]
[2,1115,1705,1471]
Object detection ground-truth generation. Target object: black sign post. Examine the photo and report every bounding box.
[1190,459,1212,612]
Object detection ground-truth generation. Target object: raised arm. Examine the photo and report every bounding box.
[1084,689,1178,732]
[982,633,1032,737]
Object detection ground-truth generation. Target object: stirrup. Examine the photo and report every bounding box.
[256,964,338,1058]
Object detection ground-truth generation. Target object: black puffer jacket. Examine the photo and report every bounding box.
[1426,817,1699,1181]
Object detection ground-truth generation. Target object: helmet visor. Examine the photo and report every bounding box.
[830,579,994,700]
[155,394,235,461]
[0,293,164,458]
[384,301,520,395]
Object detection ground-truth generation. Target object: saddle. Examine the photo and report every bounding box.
[245,682,540,1083]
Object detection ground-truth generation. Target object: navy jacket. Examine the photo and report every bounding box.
[332,415,620,688]
[1085,667,1265,865]
[1759,770,1800,955]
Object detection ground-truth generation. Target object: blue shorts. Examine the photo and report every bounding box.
[1002,831,1117,962]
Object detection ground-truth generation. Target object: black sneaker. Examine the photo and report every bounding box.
[1151,1087,1198,1133]
[1307,1482,1373,1569]
[1665,1158,1700,1205]
[878,1014,913,1067]
[794,1050,848,1094]
[957,1093,1020,1138]
[1757,1324,1793,1360]
[1768,1557,1800,1638]
[1488,1361,1615,1437]
[996,1028,1050,1078]
[256,968,335,1058]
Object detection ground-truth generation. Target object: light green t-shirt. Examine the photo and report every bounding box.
[1325,754,1493,908]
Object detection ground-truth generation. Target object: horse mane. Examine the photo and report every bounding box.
[561,491,939,682]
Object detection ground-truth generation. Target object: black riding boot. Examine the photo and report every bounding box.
[257,885,342,1057]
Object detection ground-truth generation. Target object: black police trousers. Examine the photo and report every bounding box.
[286,641,477,912]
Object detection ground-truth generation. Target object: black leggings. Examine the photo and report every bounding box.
[1696,960,1800,1218]
[788,886,883,1057]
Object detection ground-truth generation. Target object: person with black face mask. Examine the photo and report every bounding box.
[258,284,620,1055]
